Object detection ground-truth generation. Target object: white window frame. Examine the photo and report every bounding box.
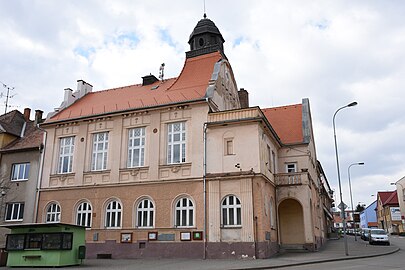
[105,200,122,228]
[91,132,109,171]
[76,201,92,227]
[167,122,186,164]
[58,136,75,174]
[136,199,154,228]
[286,163,297,173]
[222,195,241,227]
[5,203,24,221]
[128,127,145,168]
[46,203,61,223]
[11,163,30,181]
[175,197,194,227]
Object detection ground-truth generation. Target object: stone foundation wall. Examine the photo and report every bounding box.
[86,241,280,259]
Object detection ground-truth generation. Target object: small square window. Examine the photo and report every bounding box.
[286,163,297,173]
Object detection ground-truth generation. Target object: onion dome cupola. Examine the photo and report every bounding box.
[186,14,226,59]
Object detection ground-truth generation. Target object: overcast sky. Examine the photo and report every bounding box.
[1,0,404,209]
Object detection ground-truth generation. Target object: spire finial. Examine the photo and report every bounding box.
[203,0,207,18]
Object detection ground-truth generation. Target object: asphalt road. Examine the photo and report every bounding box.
[286,236,405,270]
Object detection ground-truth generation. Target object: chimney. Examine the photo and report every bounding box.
[238,88,249,109]
[77,80,93,98]
[34,110,44,125]
[142,74,159,86]
[23,108,31,121]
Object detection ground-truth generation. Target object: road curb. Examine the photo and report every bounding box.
[230,247,400,270]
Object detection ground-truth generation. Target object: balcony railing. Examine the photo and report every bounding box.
[275,173,305,186]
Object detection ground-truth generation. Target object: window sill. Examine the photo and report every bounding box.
[160,162,191,168]
[221,226,242,229]
[11,179,28,182]
[84,170,111,175]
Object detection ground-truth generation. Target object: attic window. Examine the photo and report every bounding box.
[151,85,159,90]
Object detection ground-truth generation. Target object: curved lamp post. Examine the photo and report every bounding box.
[348,162,365,241]
[333,101,357,256]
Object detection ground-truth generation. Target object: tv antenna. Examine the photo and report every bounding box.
[0,80,17,114]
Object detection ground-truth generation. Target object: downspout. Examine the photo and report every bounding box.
[203,122,208,259]
[34,128,47,223]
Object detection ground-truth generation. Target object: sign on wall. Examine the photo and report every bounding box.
[390,207,401,221]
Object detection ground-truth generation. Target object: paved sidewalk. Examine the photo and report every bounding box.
[2,236,400,270]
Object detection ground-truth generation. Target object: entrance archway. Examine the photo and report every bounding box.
[278,199,305,245]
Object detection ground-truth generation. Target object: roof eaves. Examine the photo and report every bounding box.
[41,98,208,126]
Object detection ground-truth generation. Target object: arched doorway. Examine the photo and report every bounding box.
[278,199,305,246]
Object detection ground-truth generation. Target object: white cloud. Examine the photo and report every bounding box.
[1,0,404,207]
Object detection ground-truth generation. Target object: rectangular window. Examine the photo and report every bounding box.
[167,122,186,164]
[11,163,30,181]
[58,136,75,173]
[6,234,25,250]
[5,203,24,221]
[272,151,276,173]
[225,139,233,155]
[25,234,42,249]
[286,163,297,173]
[267,145,271,171]
[91,132,109,171]
[128,127,145,167]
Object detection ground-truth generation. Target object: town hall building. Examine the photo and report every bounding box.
[36,15,333,259]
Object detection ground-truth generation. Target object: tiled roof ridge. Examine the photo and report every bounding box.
[0,109,21,122]
[167,51,222,91]
[88,77,178,94]
[262,103,302,111]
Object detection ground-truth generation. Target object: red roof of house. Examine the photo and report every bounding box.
[262,104,303,144]
[47,52,222,123]
[378,191,399,206]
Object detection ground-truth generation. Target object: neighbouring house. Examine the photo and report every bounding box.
[376,191,401,234]
[393,176,405,234]
[359,200,377,228]
[0,108,44,247]
[37,15,333,259]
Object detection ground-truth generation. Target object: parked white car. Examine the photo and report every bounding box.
[369,229,390,245]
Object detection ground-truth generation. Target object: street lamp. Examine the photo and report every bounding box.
[333,101,357,256]
[348,162,365,241]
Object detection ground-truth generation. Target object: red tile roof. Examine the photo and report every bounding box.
[378,191,399,206]
[1,122,44,152]
[262,104,303,144]
[47,52,222,123]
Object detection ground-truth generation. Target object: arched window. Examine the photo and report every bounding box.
[76,201,92,227]
[175,197,194,227]
[46,203,61,223]
[105,200,122,228]
[136,199,154,228]
[222,195,241,227]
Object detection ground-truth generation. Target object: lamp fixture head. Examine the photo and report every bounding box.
[347,101,358,107]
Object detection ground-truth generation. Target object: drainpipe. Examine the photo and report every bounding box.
[34,128,47,222]
[203,122,208,259]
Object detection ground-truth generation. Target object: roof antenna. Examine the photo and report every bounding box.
[203,0,207,18]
